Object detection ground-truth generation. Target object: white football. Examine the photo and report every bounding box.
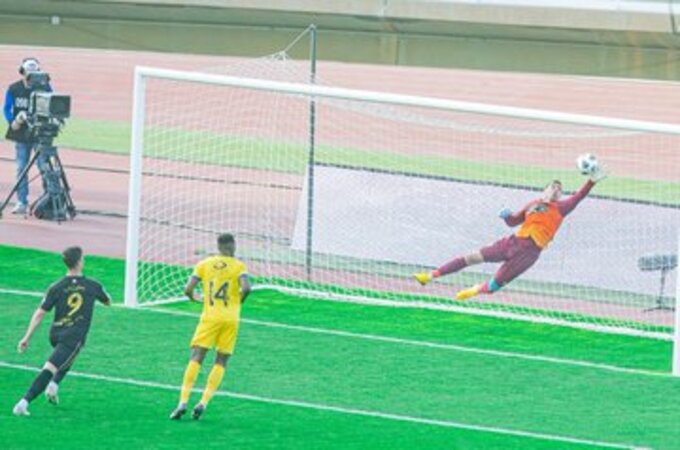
[576,153,599,175]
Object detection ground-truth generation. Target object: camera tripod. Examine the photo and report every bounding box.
[639,254,678,312]
[642,266,675,312]
[0,144,76,223]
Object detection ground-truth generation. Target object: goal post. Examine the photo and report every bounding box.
[124,70,146,308]
[674,229,680,375]
[124,65,680,371]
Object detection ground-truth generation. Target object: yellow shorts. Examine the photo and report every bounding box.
[190,317,240,354]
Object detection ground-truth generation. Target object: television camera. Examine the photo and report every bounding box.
[0,71,76,222]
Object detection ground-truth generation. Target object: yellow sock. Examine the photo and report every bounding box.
[180,360,201,404]
[200,364,226,406]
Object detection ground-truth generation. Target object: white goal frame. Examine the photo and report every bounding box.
[125,66,680,375]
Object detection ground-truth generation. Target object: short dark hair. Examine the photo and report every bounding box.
[217,233,235,247]
[62,246,83,269]
[217,234,235,255]
[545,179,562,188]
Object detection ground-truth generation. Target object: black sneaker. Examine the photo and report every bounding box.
[169,404,187,420]
[192,403,205,420]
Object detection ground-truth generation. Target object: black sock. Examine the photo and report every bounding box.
[52,367,70,384]
[24,369,54,402]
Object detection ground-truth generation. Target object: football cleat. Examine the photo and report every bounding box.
[414,272,433,286]
[455,285,481,301]
[192,403,206,420]
[45,382,59,405]
[169,404,187,420]
[13,399,30,416]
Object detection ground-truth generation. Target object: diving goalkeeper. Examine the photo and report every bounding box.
[414,161,606,300]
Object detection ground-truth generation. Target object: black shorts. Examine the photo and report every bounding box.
[47,339,83,371]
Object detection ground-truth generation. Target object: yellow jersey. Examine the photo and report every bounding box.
[192,255,248,321]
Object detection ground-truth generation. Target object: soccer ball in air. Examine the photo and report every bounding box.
[576,153,599,175]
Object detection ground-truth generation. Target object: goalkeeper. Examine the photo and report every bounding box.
[414,163,606,300]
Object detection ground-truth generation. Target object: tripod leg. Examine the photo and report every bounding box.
[0,150,41,216]
[658,269,668,309]
[30,148,76,222]
[46,164,63,221]
[52,152,76,217]
[51,168,67,224]
[644,268,673,312]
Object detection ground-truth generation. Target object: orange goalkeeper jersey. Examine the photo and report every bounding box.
[515,201,563,249]
[510,180,594,249]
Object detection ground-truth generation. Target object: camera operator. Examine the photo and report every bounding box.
[3,57,54,215]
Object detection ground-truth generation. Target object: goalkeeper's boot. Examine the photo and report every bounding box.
[45,381,59,405]
[414,271,433,286]
[192,403,206,420]
[456,284,481,301]
[169,403,187,420]
[12,399,30,416]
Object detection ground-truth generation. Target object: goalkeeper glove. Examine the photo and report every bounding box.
[589,165,607,183]
[498,208,512,220]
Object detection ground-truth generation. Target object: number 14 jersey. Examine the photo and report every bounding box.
[193,255,248,322]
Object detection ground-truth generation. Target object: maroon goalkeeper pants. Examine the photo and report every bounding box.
[480,235,542,287]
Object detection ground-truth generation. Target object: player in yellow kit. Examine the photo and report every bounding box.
[169,233,251,420]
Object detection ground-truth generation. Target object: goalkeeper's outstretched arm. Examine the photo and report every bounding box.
[558,156,607,216]
[558,179,595,217]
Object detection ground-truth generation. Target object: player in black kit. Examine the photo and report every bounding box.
[13,246,111,416]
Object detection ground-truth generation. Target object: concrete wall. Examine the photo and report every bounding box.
[61,0,680,33]
[1,0,680,79]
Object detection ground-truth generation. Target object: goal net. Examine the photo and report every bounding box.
[124,59,680,342]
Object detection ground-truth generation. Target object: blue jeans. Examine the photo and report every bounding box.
[15,142,51,205]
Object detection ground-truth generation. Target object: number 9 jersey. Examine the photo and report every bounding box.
[41,276,111,347]
[193,255,249,322]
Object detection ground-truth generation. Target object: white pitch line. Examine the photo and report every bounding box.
[0,361,642,450]
[1,288,44,298]
[140,304,672,379]
[1,288,671,378]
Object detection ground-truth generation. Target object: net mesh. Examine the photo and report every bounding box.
[130,54,680,337]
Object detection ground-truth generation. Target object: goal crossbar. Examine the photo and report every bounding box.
[133,66,680,136]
